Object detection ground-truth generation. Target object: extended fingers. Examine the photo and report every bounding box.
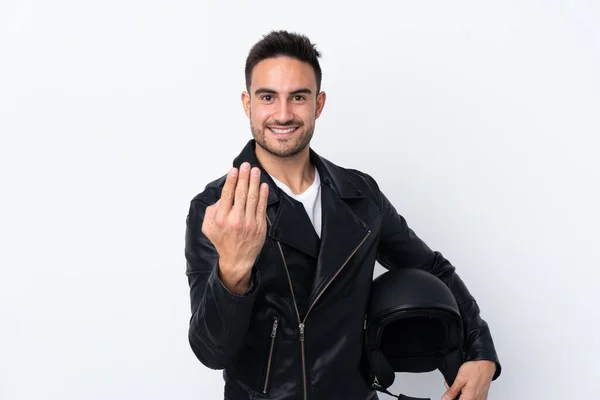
[233,162,251,213]
[218,167,239,214]
[256,182,269,226]
[215,162,268,232]
[245,167,262,217]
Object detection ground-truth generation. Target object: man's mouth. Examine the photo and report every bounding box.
[268,126,299,135]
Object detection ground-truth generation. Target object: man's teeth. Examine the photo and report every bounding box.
[270,127,296,134]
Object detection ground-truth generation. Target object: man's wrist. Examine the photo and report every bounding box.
[474,360,497,379]
[218,261,252,295]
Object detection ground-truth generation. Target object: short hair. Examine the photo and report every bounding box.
[245,30,323,93]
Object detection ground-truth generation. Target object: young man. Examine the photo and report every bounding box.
[185,30,501,400]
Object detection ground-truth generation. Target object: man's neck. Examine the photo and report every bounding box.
[255,145,315,195]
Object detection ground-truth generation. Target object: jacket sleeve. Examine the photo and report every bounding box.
[185,198,261,370]
[370,179,501,381]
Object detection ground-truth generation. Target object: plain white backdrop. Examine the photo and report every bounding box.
[1,1,599,399]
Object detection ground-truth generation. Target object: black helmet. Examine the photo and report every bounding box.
[364,268,464,400]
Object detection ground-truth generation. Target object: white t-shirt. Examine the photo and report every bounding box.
[269,167,322,238]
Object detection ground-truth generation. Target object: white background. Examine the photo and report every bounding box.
[1,1,599,399]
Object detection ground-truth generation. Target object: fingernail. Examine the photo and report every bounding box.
[230,168,237,176]
[252,168,259,176]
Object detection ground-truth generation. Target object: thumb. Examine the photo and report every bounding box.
[441,378,464,400]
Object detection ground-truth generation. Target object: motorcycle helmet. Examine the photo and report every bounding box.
[364,268,464,400]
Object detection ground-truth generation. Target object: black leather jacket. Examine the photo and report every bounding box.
[185,140,501,400]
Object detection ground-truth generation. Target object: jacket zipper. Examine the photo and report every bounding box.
[268,213,371,400]
[273,237,305,398]
[302,230,371,319]
[262,316,279,393]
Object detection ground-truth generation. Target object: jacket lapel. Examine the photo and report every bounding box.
[268,193,321,258]
[308,152,370,305]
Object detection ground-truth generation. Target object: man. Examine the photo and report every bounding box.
[185,30,501,400]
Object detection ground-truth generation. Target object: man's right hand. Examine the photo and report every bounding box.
[201,162,270,295]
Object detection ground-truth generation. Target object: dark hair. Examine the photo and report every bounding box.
[245,30,322,93]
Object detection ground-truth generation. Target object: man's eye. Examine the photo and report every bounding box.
[293,95,306,101]
[261,95,272,101]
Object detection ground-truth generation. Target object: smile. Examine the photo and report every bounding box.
[268,127,299,135]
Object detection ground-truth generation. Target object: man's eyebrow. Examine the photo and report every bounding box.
[254,88,276,95]
[254,88,313,96]
[290,88,312,95]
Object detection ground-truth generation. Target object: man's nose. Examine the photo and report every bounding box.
[275,101,294,123]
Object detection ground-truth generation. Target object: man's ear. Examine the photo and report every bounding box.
[315,91,326,119]
[241,91,251,118]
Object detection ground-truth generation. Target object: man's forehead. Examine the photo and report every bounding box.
[251,57,317,92]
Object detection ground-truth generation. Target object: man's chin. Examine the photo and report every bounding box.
[260,142,305,158]
[253,129,312,158]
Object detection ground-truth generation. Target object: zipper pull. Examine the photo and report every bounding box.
[271,318,279,338]
[299,323,305,342]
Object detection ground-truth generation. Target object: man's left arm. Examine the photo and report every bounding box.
[366,176,501,397]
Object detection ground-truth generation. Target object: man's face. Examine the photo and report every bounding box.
[242,56,326,158]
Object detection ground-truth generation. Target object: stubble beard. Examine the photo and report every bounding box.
[250,116,314,158]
